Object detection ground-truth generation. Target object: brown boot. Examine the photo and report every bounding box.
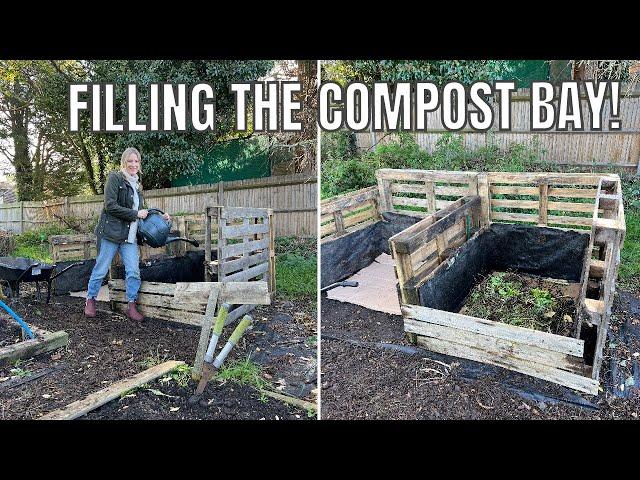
[127,301,144,321]
[84,298,97,318]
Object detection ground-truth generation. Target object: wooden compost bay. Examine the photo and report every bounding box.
[321,169,626,395]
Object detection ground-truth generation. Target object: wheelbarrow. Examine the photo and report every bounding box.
[0,257,84,303]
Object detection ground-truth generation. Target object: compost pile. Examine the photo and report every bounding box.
[460,271,576,337]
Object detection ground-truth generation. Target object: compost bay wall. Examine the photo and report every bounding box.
[0,173,317,237]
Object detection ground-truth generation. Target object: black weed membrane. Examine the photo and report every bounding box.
[321,212,419,288]
[416,223,590,313]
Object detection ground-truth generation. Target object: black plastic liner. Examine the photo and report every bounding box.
[110,250,209,284]
[52,259,97,295]
[417,223,590,312]
[320,212,420,288]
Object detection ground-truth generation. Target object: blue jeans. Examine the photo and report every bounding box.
[87,238,141,302]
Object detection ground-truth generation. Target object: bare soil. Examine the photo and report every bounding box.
[0,290,316,420]
[321,293,640,420]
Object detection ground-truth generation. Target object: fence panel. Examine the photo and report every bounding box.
[0,173,317,237]
[355,86,640,171]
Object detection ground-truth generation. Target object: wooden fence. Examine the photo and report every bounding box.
[0,173,317,237]
[355,86,640,172]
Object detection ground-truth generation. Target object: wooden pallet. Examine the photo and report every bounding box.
[108,280,270,327]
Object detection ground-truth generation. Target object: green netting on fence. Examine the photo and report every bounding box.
[172,136,270,187]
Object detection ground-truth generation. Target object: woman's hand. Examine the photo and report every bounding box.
[137,209,149,219]
[162,212,171,221]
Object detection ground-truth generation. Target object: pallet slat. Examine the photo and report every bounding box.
[401,304,584,356]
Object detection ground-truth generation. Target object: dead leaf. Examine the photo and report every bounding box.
[563,314,572,323]
[544,311,556,318]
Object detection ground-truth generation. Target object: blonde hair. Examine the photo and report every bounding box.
[120,147,142,175]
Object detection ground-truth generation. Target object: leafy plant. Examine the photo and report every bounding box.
[488,273,520,299]
[531,288,554,314]
[159,363,192,388]
[10,360,32,378]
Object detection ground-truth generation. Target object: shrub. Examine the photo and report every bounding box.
[11,224,74,262]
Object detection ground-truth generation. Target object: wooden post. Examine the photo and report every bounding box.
[477,173,490,226]
[217,207,226,283]
[538,180,548,226]
[425,180,436,214]
[193,285,221,379]
[218,180,225,206]
[268,209,276,296]
[204,208,213,282]
[19,201,24,233]
[333,210,345,236]
[376,172,392,213]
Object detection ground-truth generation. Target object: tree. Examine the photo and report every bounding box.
[323,60,517,84]
[269,60,317,173]
[0,60,87,200]
[94,60,275,188]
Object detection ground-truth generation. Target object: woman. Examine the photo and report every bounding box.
[84,147,169,320]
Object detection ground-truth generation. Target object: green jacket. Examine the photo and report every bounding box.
[95,171,145,244]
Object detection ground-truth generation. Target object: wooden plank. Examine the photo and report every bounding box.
[548,187,598,198]
[547,215,593,227]
[111,301,204,326]
[491,199,539,209]
[220,282,271,305]
[219,238,269,259]
[218,250,269,275]
[491,211,539,223]
[342,207,375,229]
[488,172,603,185]
[225,303,256,325]
[320,185,378,215]
[221,222,270,238]
[490,185,539,196]
[0,331,69,368]
[393,196,481,254]
[414,336,598,395]
[548,201,597,213]
[259,389,316,411]
[391,183,428,195]
[401,304,584,357]
[193,285,221,378]
[39,361,185,420]
[221,206,270,219]
[405,318,588,375]
[223,262,269,282]
[392,196,430,209]
[377,168,478,183]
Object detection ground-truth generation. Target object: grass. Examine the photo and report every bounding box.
[275,236,317,300]
[138,347,169,370]
[618,210,640,293]
[216,355,271,400]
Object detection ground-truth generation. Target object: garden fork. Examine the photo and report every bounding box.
[193,303,254,397]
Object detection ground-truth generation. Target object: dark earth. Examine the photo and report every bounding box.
[321,292,640,420]
[0,289,316,420]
